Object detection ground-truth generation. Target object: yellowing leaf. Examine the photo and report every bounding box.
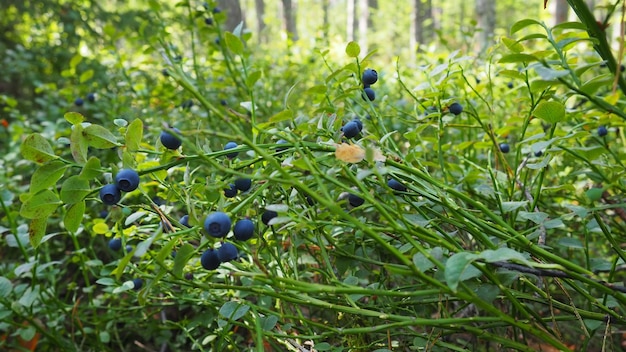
[335,143,365,163]
[93,222,109,235]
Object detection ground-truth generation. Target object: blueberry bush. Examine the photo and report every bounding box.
[3,0,626,351]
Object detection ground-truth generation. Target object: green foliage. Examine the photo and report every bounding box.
[3,0,626,351]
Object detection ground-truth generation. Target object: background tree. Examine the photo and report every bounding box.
[475,0,495,52]
[282,0,298,41]
[254,0,267,43]
[412,0,434,51]
[552,0,570,25]
[217,0,244,31]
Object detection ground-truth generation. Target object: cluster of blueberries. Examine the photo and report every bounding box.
[74,93,96,107]
[362,68,378,101]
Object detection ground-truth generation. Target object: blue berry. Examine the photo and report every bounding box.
[224,184,238,198]
[387,179,407,192]
[212,7,221,13]
[86,93,96,102]
[224,141,238,159]
[160,128,182,150]
[217,242,238,262]
[126,244,133,253]
[201,248,221,270]
[362,69,378,86]
[204,211,232,238]
[100,184,121,205]
[108,238,122,251]
[362,87,375,101]
[352,118,363,132]
[449,103,463,115]
[132,278,143,291]
[261,210,278,225]
[233,219,255,241]
[534,150,543,157]
[74,98,84,106]
[205,17,213,25]
[115,169,140,192]
[341,121,360,139]
[348,194,364,207]
[598,125,608,137]
[180,215,190,228]
[499,143,510,153]
[234,178,252,192]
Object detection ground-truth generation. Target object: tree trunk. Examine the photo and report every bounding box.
[282,0,298,41]
[553,0,569,25]
[254,0,266,43]
[475,0,495,52]
[367,0,378,29]
[216,0,244,32]
[322,0,330,46]
[357,0,369,53]
[412,0,434,48]
[347,0,356,42]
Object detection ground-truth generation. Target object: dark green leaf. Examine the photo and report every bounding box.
[29,216,48,248]
[172,243,195,278]
[445,252,478,292]
[30,161,68,194]
[219,301,250,321]
[224,32,244,55]
[60,175,91,204]
[79,157,103,180]
[125,119,143,152]
[64,201,85,233]
[20,189,61,219]
[71,124,88,164]
[83,124,121,149]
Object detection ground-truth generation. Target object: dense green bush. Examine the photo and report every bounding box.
[3,1,626,351]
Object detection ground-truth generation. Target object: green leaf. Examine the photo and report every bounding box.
[345,41,360,58]
[64,112,84,125]
[246,70,262,87]
[261,315,278,331]
[517,211,549,224]
[510,19,543,34]
[533,101,566,123]
[586,188,604,202]
[125,119,143,152]
[445,252,478,292]
[501,37,524,53]
[20,189,61,219]
[79,157,103,180]
[60,175,91,204]
[83,124,121,149]
[219,301,250,321]
[172,243,195,278]
[553,21,588,31]
[501,201,528,212]
[557,237,584,249]
[20,133,57,164]
[268,110,293,123]
[29,216,48,248]
[224,32,244,55]
[30,161,68,194]
[71,124,88,164]
[479,248,530,264]
[535,66,570,80]
[79,69,94,83]
[498,54,538,64]
[0,277,12,296]
[64,201,85,233]
[412,252,435,272]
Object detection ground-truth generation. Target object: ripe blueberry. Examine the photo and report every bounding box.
[224,184,238,198]
[115,169,140,192]
[499,143,510,153]
[261,210,278,225]
[132,278,143,291]
[205,17,213,25]
[507,82,514,89]
[100,184,121,205]
[224,141,238,159]
[449,102,463,115]
[204,211,232,238]
[352,118,363,132]
[387,179,407,192]
[233,219,255,241]
[348,194,364,207]
[362,87,375,101]
[125,244,133,253]
[184,272,194,280]
[598,125,608,137]
[180,215,190,228]
[201,248,221,270]
[534,150,543,157]
[160,128,182,150]
[341,121,360,139]
[362,69,378,86]
[217,242,238,262]
[212,6,221,13]
[74,98,84,107]
[86,93,96,102]
[108,238,122,251]
[234,178,252,192]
